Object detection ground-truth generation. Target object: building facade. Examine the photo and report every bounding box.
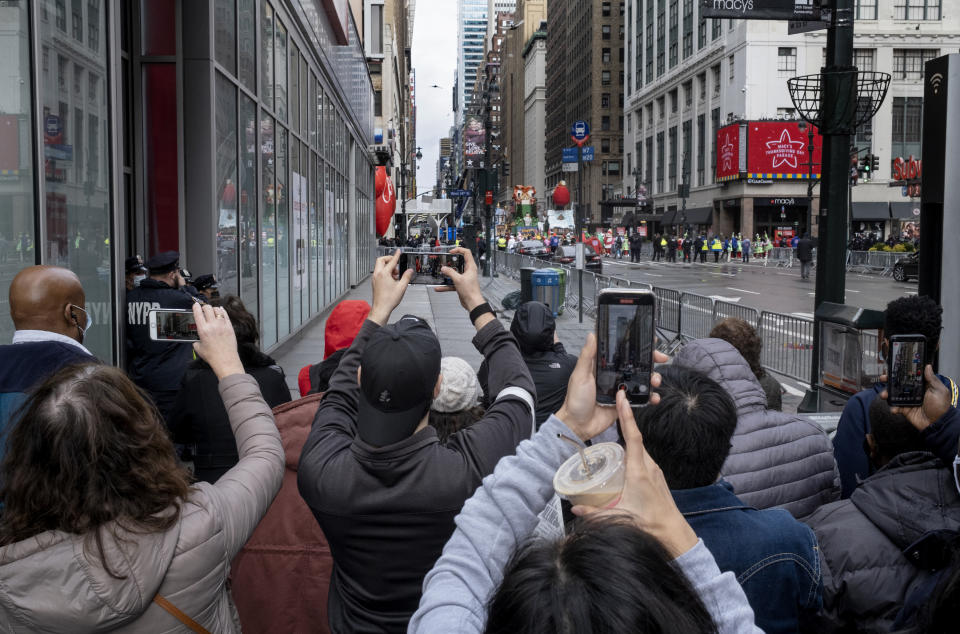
[545,0,627,226]
[623,0,958,239]
[0,0,376,362]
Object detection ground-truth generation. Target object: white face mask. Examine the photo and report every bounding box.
[133,274,146,287]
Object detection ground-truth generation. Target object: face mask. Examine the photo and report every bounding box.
[70,304,92,342]
[133,274,146,287]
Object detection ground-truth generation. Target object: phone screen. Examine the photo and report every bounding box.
[150,309,199,342]
[596,293,655,405]
[399,253,465,285]
[887,337,926,406]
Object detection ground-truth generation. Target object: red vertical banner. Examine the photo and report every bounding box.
[144,64,179,255]
[715,123,741,182]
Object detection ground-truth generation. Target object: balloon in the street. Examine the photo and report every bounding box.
[553,181,570,207]
[375,166,387,197]
[375,176,396,236]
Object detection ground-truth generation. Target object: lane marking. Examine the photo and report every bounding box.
[846,289,860,293]
[727,287,761,295]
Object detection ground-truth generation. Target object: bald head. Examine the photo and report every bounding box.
[10,266,86,341]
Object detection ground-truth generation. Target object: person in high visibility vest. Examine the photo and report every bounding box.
[699,235,708,263]
[710,236,722,263]
[497,235,507,250]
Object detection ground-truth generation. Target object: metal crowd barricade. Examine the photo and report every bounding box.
[680,292,715,340]
[654,287,682,333]
[714,301,760,329]
[758,311,814,382]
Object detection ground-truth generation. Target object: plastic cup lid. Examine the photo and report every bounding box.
[553,442,624,496]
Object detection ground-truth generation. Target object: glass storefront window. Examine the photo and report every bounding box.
[261,114,276,347]
[215,0,237,75]
[215,72,239,296]
[290,141,301,328]
[324,163,334,306]
[38,0,113,359]
[275,18,287,124]
[310,153,320,315]
[276,126,289,338]
[239,94,258,320]
[289,45,299,134]
[238,0,256,92]
[0,2,36,344]
[261,2,274,111]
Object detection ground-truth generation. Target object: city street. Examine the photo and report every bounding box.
[595,255,917,318]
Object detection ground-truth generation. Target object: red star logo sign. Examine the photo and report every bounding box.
[720,134,735,170]
[764,129,805,169]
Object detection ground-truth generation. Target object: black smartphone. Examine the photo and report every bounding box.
[596,289,656,406]
[398,252,465,285]
[887,334,927,407]
[149,309,199,342]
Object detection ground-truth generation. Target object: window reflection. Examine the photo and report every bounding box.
[215,72,238,296]
[261,114,276,347]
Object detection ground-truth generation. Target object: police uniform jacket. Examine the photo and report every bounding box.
[126,278,202,401]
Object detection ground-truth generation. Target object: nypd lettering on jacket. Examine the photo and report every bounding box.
[128,301,161,326]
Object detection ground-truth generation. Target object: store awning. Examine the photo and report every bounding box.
[890,202,920,219]
[851,202,890,220]
[635,213,662,222]
[678,206,713,225]
[660,210,677,225]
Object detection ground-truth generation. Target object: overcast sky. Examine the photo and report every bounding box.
[411,0,457,195]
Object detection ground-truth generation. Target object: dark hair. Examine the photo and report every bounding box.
[709,318,766,379]
[429,406,485,443]
[884,295,942,349]
[211,295,275,368]
[486,515,717,634]
[868,397,927,462]
[633,365,737,489]
[0,364,191,576]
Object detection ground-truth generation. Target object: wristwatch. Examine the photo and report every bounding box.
[469,302,495,325]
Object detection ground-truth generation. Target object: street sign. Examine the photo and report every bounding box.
[570,120,590,147]
[449,189,471,198]
[44,115,62,137]
[485,191,493,205]
[701,0,821,21]
[581,146,595,161]
[562,162,579,172]
[788,9,831,34]
[562,147,578,163]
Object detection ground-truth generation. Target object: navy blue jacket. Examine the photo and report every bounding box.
[674,480,823,634]
[833,375,958,498]
[126,279,203,422]
[0,341,94,451]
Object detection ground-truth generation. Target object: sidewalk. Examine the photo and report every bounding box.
[271,271,594,398]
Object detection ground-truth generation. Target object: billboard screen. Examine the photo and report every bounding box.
[746,121,822,179]
[463,116,485,168]
[700,0,821,20]
[715,123,741,182]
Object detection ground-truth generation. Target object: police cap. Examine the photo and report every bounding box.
[193,274,219,291]
[146,251,181,274]
[125,255,146,274]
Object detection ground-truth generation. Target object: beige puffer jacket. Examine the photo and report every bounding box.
[0,374,284,632]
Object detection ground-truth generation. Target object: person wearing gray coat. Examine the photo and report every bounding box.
[674,338,839,519]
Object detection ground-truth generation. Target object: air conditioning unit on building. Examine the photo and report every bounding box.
[369,144,392,166]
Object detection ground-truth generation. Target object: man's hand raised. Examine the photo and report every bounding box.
[881,364,953,432]
[369,249,413,326]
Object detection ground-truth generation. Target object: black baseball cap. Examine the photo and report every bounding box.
[193,274,219,291]
[357,315,442,447]
[146,251,180,274]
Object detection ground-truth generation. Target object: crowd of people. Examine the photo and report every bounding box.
[1,245,959,632]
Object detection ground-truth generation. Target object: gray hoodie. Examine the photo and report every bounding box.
[675,338,840,519]
[0,374,284,632]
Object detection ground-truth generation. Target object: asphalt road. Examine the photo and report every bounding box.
[594,253,917,319]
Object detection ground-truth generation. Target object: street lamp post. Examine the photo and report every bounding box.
[399,148,423,242]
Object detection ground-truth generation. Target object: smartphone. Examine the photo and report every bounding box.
[596,289,656,406]
[149,309,199,342]
[886,334,927,407]
[398,252,465,285]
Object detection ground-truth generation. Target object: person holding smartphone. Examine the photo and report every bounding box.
[125,251,207,427]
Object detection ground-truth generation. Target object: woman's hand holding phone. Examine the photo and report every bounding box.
[192,303,245,379]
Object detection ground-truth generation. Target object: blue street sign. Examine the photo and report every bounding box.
[570,120,590,141]
[581,146,595,161]
[562,147,578,163]
[44,115,62,137]
[449,189,471,198]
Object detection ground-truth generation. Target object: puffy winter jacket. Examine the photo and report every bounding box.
[805,452,960,632]
[0,374,284,632]
[674,338,840,519]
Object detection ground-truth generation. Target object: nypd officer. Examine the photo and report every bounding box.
[192,274,220,301]
[126,251,205,426]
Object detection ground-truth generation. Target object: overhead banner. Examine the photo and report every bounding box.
[746,121,822,179]
[463,115,485,164]
[700,0,821,20]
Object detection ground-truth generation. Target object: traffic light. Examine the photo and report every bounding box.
[870,154,879,173]
[861,154,872,175]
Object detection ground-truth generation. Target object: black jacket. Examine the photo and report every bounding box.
[479,302,577,427]
[125,278,204,421]
[797,237,814,262]
[297,318,535,633]
[170,346,291,483]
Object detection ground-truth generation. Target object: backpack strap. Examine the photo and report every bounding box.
[153,595,211,634]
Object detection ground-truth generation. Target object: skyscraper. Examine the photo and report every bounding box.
[456,0,490,129]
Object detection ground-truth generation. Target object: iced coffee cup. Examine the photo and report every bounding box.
[553,442,626,508]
